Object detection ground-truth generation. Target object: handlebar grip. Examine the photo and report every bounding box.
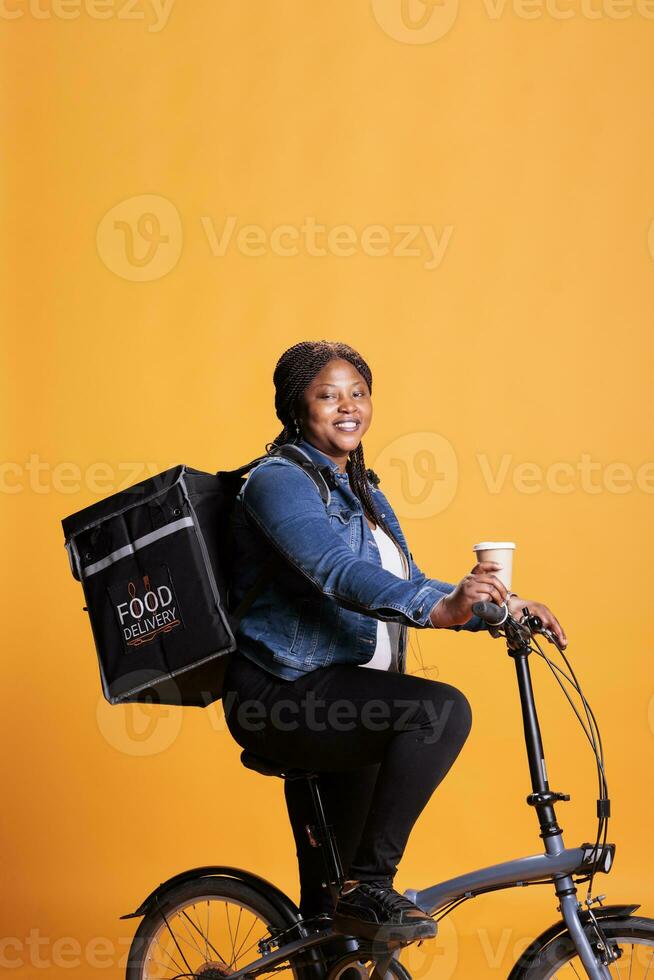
[472,601,507,626]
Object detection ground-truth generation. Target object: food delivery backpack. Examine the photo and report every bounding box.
[60,444,335,708]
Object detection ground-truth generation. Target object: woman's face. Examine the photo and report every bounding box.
[296,357,372,467]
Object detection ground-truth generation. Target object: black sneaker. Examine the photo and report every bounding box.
[331,879,437,943]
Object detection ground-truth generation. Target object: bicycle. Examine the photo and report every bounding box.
[122,600,654,979]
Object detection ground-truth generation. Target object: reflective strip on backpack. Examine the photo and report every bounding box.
[81,516,195,578]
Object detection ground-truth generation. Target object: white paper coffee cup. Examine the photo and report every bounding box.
[472,541,516,591]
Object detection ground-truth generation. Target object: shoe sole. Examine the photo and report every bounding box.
[331,913,437,943]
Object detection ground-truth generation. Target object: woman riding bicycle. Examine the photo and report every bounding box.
[222,340,566,951]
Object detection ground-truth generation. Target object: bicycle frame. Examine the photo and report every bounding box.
[259,619,617,979]
[124,611,623,980]
[402,617,616,979]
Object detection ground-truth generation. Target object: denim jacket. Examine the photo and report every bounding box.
[228,436,487,680]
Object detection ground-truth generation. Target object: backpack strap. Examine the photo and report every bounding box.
[220,443,335,626]
[216,443,335,505]
[269,443,336,504]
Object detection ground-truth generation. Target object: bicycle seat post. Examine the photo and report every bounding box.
[303,772,346,907]
[239,751,347,912]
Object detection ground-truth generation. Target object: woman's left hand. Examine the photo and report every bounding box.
[506,595,568,649]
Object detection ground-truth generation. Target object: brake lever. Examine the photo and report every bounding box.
[540,627,565,651]
[522,609,565,651]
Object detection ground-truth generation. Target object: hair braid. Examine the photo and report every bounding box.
[266,340,391,533]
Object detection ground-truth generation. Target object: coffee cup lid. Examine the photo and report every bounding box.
[472,541,516,550]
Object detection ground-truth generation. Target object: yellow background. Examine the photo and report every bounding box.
[3,1,653,976]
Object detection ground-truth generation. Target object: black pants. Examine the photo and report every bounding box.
[222,651,472,918]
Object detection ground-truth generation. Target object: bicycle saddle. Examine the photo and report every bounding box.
[240,750,318,780]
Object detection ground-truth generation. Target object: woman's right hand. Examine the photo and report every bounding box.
[429,561,508,628]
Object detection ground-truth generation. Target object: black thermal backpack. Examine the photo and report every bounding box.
[60,444,334,708]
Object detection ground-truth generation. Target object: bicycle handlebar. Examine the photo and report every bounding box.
[472,600,509,626]
[473,599,565,652]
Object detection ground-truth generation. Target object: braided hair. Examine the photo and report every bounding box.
[265,340,390,531]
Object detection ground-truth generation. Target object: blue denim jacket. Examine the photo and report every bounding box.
[229,436,487,680]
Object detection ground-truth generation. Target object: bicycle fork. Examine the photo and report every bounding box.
[555,883,613,979]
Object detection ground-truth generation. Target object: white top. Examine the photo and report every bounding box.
[360,523,407,671]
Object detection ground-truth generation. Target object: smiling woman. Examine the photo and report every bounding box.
[220,340,564,956]
[267,341,382,533]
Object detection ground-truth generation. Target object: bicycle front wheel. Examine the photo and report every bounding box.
[522,915,654,978]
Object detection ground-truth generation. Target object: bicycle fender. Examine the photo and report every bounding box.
[507,904,640,979]
[120,864,300,927]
